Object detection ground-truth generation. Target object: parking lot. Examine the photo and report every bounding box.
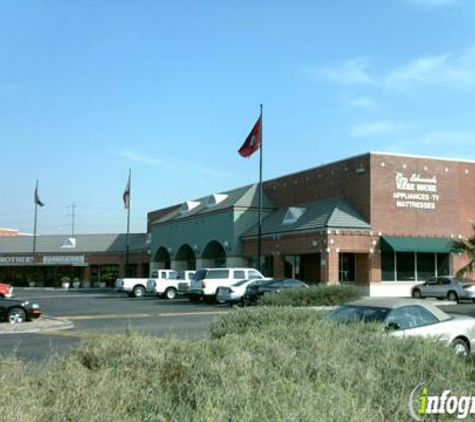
[0,288,230,362]
[3,288,475,362]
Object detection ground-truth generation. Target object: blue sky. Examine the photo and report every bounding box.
[1,0,475,235]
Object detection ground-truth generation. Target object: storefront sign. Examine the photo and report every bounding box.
[0,256,34,265]
[393,172,440,210]
[43,255,85,264]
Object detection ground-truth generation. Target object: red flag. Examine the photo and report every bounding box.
[34,181,44,207]
[238,116,261,158]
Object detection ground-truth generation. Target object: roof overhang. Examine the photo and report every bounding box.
[380,236,454,253]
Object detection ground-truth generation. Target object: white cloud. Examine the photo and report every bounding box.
[349,120,405,138]
[406,0,460,7]
[116,149,167,167]
[386,50,475,87]
[348,96,378,109]
[417,131,475,145]
[319,58,377,86]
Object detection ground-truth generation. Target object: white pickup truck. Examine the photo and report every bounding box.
[147,270,195,300]
[115,269,179,298]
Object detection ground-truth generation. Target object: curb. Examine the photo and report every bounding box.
[0,316,74,335]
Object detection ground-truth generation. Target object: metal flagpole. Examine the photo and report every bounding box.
[125,169,131,276]
[33,181,39,257]
[257,104,263,272]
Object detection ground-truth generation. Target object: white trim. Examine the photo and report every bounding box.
[370,151,475,165]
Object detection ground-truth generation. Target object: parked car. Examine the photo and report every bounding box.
[0,283,13,299]
[189,268,265,302]
[116,269,179,298]
[177,270,196,295]
[0,298,42,323]
[146,270,193,300]
[326,297,475,356]
[216,277,271,305]
[411,276,475,303]
[243,277,308,305]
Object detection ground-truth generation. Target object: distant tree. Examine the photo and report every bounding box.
[452,227,475,278]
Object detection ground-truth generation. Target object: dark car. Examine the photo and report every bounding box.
[243,277,308,304]
[0,298,42,323]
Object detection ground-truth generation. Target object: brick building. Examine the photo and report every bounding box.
[0,233,149,287]
[148,152,475,296]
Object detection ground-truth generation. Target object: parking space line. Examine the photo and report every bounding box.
[58,314,151,320]
[55,310,228,321]
[158,311,228,317]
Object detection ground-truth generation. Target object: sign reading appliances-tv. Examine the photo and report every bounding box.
[393,172,440,210]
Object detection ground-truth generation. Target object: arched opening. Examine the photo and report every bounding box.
[175,244,196,271]
[153,247,171,270]
[202,240,227,268]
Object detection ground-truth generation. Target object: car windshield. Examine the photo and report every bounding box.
[326,305,392,323]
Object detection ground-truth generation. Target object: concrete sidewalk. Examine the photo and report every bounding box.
[0,316,74,335]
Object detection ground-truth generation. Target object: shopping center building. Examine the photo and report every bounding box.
[147,152,475,296]
[0,233,148,287]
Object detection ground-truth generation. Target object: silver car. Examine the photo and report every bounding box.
[327,298,475,356]
[411,276,475,303]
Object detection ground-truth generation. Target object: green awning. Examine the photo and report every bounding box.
[380,236,454,253]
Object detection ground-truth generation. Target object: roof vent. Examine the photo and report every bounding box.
[181,201,200,213]
[282,207,306,225]
[207,194,228,206]
[60,237,77,248]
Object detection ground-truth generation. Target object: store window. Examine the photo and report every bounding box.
[396,252,415,281]
[339,253,356,282]
[437,254,450,276]
[416,253,435,282]
[382,252,395,281]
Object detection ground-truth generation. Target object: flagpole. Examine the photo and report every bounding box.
[257,104,263,272]
[33,180,39,257]
[125,169,131,276]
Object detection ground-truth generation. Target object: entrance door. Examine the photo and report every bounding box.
[339,253,356,283]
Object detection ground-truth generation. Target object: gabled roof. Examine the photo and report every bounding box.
[152,184,275,224]
[241,199,371,238]
[0,233,147,254]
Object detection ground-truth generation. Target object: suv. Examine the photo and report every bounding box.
[189,268,264,302]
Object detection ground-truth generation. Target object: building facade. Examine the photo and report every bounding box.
[0,233,149,287]
[148,152,475,296]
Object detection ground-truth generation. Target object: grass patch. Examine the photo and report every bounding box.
[0,308,474,421]
[256,284,362,307]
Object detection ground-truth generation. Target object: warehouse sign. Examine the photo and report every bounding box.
[43,255,85,264]
[393,172,440,210]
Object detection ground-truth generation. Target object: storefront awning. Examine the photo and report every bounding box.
[380,236,454,253]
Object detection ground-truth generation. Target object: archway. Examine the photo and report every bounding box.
[202,240,227,268]
[175,244,196,270]
[153,246,171,270]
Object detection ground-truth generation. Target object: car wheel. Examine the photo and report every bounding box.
[164,288,177,300]
[447,291,459,303]
[7,307,26,324]
[452,338,469,357]
[412,289,422,299]
[133,285,146,298]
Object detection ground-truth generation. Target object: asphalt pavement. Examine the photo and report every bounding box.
[0,288,230,362]
[3,288,475,363]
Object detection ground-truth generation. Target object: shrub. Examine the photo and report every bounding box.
[256,284,362,307]
[0,308,474,421]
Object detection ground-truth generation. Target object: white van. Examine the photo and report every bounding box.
[189,268,265,302]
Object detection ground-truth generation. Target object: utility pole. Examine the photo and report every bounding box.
[67,203,76,236]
